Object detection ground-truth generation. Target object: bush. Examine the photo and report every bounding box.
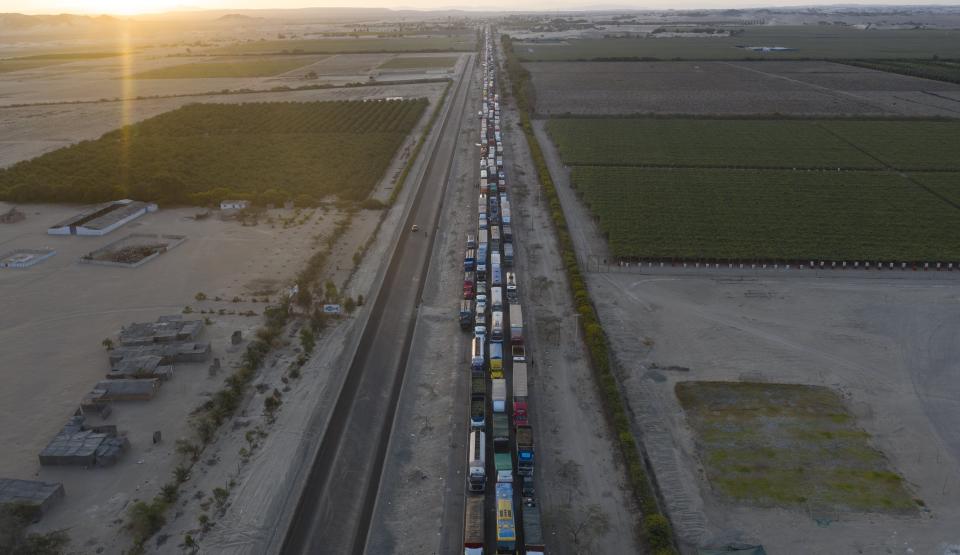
[264,394,281,414]
[127,499,168,547]
[160,483,179,504]
[300,327,316,355]
[644,514,673,550]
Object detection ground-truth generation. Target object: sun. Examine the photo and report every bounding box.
[82,0,177,15]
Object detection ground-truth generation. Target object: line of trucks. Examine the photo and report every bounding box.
[463,28,545,555]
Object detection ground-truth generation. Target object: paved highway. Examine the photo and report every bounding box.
[280,54,475,554]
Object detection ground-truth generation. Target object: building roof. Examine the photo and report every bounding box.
[49,199,145,231]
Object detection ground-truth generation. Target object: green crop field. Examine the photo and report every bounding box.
[548,119,875,169]
[379,56,460,69]
[133,56,324,79]
[841,59,960,84]
[549,117,960,260]
[515,26,960,61]
[213,36,475,55]
[915,173,960,206]
[817,121,960,171]
[569,166,960,260]
[676,381,917,512]
[548,119,960,171]
[0,99,427,206]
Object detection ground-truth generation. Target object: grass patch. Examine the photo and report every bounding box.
[212,36,475,55]
[133,56,324,79]
[0,99,427,206]
[379,55,459,69]
[567,166,960,260]
[676,381,916,513]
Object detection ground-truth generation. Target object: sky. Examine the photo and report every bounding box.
[10,0,956,15]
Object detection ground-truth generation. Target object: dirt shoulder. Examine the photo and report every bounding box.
[503,76,642,554]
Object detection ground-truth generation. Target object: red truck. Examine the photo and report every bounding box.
[463,271,475,300]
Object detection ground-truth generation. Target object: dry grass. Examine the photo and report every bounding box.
[676,381,918,513]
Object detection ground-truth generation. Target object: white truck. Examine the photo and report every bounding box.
[492,378,506,413]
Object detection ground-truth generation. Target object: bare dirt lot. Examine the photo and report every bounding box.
[526,61,960,117]
[0,81,446,168]
[534,110,960,553]
[594,272,960,554]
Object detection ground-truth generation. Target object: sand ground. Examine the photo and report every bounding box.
[0,202,344,550]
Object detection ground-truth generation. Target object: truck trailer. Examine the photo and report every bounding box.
[464,496,484,555]
[522,503,545,554]
[509,304,523,344]
[495,451,513,483]
[516,425,534,477]
[471,376,486,428]
[492,378,506,413]
[471,335,485,374]
[513,362,528,426]
[468,430,487,493]
[493,412,510,453]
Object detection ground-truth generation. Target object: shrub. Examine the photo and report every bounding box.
[127,499,168,547]
[300,327,316,355]
[174,465,190,484]
[644,514,673,550]
[160,483,179,503]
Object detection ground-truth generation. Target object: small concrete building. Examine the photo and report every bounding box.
[48,199,154,236]
[0,248,56,269]
[109,342,211,366]
[0,478,65,517]
[119,316,203,346]
[220,200,250,210]
[84,379,161,407]
[39,416,129,467]
[106,355,173,380]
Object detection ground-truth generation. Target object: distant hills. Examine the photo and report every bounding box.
[0,13,125,31]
